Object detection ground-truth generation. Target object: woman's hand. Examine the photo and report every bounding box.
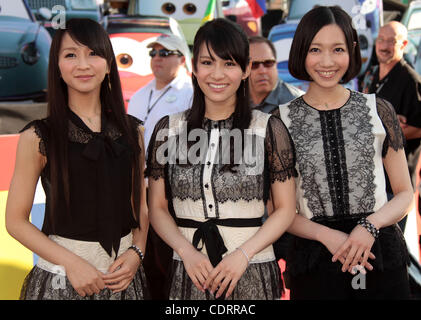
[180,246,214,293]
[102,249,141,293]
[204,248,249,299]
[331,225,376,273]
[320,227,375,272]
[65,257,106,297]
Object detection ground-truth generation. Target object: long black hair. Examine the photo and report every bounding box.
[186,18,251,132]
[47,18,142,226]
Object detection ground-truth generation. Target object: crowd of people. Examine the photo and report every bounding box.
[5,5,420,300]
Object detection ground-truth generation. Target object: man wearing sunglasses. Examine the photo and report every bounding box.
[127,33,193,300]
[128,33,193,151]
[248,36,303,113]
[248,37,302,289]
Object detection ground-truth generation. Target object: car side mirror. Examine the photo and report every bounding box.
[38,7,52,21]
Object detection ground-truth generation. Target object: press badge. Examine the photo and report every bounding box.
[165,95,177,103]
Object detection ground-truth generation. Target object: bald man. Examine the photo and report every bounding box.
[361,21,421,216]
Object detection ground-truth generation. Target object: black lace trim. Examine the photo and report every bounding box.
[146,114,297,206]
[376,97,405,157]
[20,265,149,300]
[21,115,142,156]
[282,92,379,218]
[20,119,49,156]
[169,259,282,300]
[145,116,169,180]
[342,93,377,213]
[320,110,350,218]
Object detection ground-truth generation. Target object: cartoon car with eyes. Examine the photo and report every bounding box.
[136,0,224,47]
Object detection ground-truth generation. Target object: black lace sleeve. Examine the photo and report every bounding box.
[376,97,405,158]
[126,114,144,147]
[145,115,170,180]
[266,115,298,183]
[20,119,49,156]
[127,114,144,128]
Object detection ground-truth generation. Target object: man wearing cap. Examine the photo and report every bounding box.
[128,33,193,151]
[128,34,193,300]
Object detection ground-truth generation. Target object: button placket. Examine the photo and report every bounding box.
[202,127,219,218]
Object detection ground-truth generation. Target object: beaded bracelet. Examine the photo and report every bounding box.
[236,247,250,265]
[128,245,144,262]
[357,217,380,239]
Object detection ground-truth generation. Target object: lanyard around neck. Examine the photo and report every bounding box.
[145,86,172,121]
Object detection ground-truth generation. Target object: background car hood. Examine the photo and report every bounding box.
[0,17,38,54]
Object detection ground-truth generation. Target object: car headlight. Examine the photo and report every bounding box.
[21,42,40,65]
[359,35,368,50]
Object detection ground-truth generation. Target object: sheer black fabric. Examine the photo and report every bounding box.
[266,115,298,184]
[376,97,406,157]
[145,113,298,189]
[20,112,143,256]
[145,115,169,181]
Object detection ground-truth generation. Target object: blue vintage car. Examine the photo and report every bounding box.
[268,0,383,91]
[27,0,104,36]
[0,0,51,101]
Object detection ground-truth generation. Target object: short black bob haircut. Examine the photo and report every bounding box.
[288,5,362,84]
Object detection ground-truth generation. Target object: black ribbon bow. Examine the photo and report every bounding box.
[176,217,263,267]
[69,109,128,257]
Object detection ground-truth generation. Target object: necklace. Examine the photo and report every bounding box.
[304,89,350,110]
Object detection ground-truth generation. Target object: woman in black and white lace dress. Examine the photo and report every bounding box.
[5,19,149,300]
[146,18,297,300]
[272,6,413,299]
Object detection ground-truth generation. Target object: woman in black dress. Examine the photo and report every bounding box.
[6,19,149,300]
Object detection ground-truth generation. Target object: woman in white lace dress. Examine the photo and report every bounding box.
[146,18,297,300]
[272,6,413,299]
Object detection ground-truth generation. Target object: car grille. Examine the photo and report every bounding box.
[0,56,18,69]
[27,0,66,10]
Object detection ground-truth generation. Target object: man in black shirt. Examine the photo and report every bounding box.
[361,21,421,202]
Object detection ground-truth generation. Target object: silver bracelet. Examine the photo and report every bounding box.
[128,245,144,262]
[236,247,250,264]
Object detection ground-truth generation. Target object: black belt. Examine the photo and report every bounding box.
[175,217,262,267]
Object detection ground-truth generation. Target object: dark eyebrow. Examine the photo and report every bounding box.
[310,42,346,46]
[61,46,79,51]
